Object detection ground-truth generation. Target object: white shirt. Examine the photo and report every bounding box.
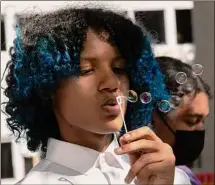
[17,135,191,184]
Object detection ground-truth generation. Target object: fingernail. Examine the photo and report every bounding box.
[123,134,131,141]
[115,147,123,153]
[125,176,131,184]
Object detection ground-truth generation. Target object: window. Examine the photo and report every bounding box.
[135,11,166,44]
[1,143,14,178]
[24,157,33,174]
[176,9,193,43]
[1,15,6,51]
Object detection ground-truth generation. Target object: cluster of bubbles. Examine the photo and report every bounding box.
[175,64,203,84]
[117,64,203,114]
[117,90,181,133]
[117,90,174,113]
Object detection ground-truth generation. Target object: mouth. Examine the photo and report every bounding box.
[102,98,121,116]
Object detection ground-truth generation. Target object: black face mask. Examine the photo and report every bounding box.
[158,113,205,166]
[172,130,205,165]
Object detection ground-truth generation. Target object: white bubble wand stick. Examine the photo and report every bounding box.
[116,90,139,133]
[116,96,128,133]
[116,90,163,133]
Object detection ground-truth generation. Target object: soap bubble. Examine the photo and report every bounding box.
[175,72,187,84]
[127,90,138,103]
[158,100,171,113]
[140,92,152,104]
[192,64,203,75]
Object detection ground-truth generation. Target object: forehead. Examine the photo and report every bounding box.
[177,92,210,117]
[81,29,120,57]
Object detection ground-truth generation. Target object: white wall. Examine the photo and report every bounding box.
[192,1,214,172]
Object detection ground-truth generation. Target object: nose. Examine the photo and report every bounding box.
[98,69,121,93]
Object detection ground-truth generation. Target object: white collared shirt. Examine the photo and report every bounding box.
[17,135,191,184]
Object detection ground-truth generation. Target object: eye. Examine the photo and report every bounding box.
[79,69,94,76]
[112,67,126,74]
[186,121,196,126]
[184,118,197,126]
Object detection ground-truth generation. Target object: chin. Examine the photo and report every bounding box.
[87,114,124,134]
[102,117,123,133]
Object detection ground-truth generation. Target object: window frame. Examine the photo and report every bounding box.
[134,10,166,44]
[1,14,7,51]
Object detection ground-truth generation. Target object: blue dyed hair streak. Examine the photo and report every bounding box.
[12,24,80,100]
[124,36,170,132]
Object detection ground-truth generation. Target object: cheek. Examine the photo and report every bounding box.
[120,76,129,92]
[174,121,191,130]
[54,88,95,126]
[168,110,182,129]
[77,77,97,92]
[56,79,99,116]
[54,80,87,114]
[54,87,78,116]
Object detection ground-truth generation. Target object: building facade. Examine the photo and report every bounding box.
[1,1,213,184]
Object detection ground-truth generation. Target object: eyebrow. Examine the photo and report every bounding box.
[185,113,209,118]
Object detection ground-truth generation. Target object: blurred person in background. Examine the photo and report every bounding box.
[2,6,192,184]
[152,56,212,185]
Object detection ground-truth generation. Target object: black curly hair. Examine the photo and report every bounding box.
[3,7,170,153]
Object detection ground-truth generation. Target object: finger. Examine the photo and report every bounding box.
[132,168,150,185]
[136,161,175,185]
[125,152,165,184]
[115,139,161,155]
[120,126,163,143]
[119,135,127,146]
[117,137,139,165]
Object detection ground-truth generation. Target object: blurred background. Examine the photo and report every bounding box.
[1,1,214,184]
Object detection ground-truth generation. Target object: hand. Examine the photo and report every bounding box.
[114,126,175,185]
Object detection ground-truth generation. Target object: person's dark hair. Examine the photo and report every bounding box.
[155,56,212,108]
[3,7,169,152]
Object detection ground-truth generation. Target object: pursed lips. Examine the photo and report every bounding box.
[101,97,121,116]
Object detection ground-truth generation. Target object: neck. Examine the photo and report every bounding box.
[60,125,113,152]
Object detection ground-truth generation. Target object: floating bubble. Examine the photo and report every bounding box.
[175,72,187,84]
[127,90,138,103]
[158,100,171,113]
[192,64,203,75]
[170,95,182,109]
[140,92,152,104]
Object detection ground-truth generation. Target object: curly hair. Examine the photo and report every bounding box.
[3,7,169,152]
